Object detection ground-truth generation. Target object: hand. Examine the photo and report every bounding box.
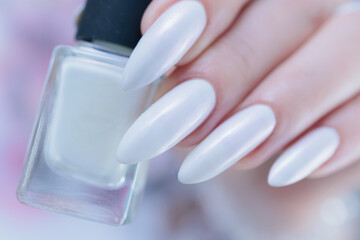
[116,0,360,188]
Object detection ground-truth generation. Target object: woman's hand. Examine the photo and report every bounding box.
[116,0,360,187]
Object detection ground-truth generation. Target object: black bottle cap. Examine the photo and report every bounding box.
[76,0,151,49]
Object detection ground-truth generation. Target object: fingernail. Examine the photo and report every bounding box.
[335,2,360,15]
[178,104,276,184]
[122,1,207,91]
[117,79,216,164]
[268,126,340,187]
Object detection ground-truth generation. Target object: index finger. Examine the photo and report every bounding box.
[122,0,248,91]
[141,0,250,64]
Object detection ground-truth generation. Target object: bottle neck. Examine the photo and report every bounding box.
[76,40,133,57]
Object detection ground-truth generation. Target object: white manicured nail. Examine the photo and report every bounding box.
[268,127,340,187]
[122,1,207,91]
[117,79,216,164]
[178,104,276,184]
[335,2,360,15]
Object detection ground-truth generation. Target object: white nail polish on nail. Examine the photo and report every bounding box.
[335,2,360,15]
[178,104,276,184]
[122,1,207,91]
[268,127,340,187]
[117,79,216,164]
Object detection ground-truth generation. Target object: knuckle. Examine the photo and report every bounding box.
[276,0,342,27]
[219,35,255,83]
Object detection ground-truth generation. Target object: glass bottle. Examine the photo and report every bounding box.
[17,0,155,225]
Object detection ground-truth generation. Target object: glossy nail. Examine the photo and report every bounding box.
[178,104,276,184]
[268,127,340,187]
[122,1,207,91]
[117,79,216,164]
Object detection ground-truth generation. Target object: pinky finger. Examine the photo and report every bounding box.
[268,93,360,187]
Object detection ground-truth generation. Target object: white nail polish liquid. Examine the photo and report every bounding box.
[45,54,152,189]
[17,0,157,225]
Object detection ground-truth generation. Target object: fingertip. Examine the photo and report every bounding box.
[267,166,293,187]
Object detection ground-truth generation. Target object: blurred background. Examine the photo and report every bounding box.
[1,0,360,239]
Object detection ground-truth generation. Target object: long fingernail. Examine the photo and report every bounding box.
[335,2,360,15]
[268,127,340,187]
[117,79,216,164]
[122,1,207,91]
[178,104,276,184]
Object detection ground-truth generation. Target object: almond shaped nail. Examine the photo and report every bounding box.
[122,1,207,91]
[268,127,340,187]
[178,104,276,184]
[117,79,216,164]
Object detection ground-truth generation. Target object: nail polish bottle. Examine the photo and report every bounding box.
[17,0,157,225]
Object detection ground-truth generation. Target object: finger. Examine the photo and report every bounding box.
[122,0,247,91]
[268,93,360,186]
[162,0,346,146]
[236,5,360,170]
[178,4,360,184]
[268,126,340,187]
[141,0,249,65]
[117,79,216,164]
[310,94,360,178]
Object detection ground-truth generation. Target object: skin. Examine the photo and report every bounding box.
[140,0,360,234]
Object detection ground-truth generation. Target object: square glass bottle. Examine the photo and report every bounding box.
[17,0,155,225]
